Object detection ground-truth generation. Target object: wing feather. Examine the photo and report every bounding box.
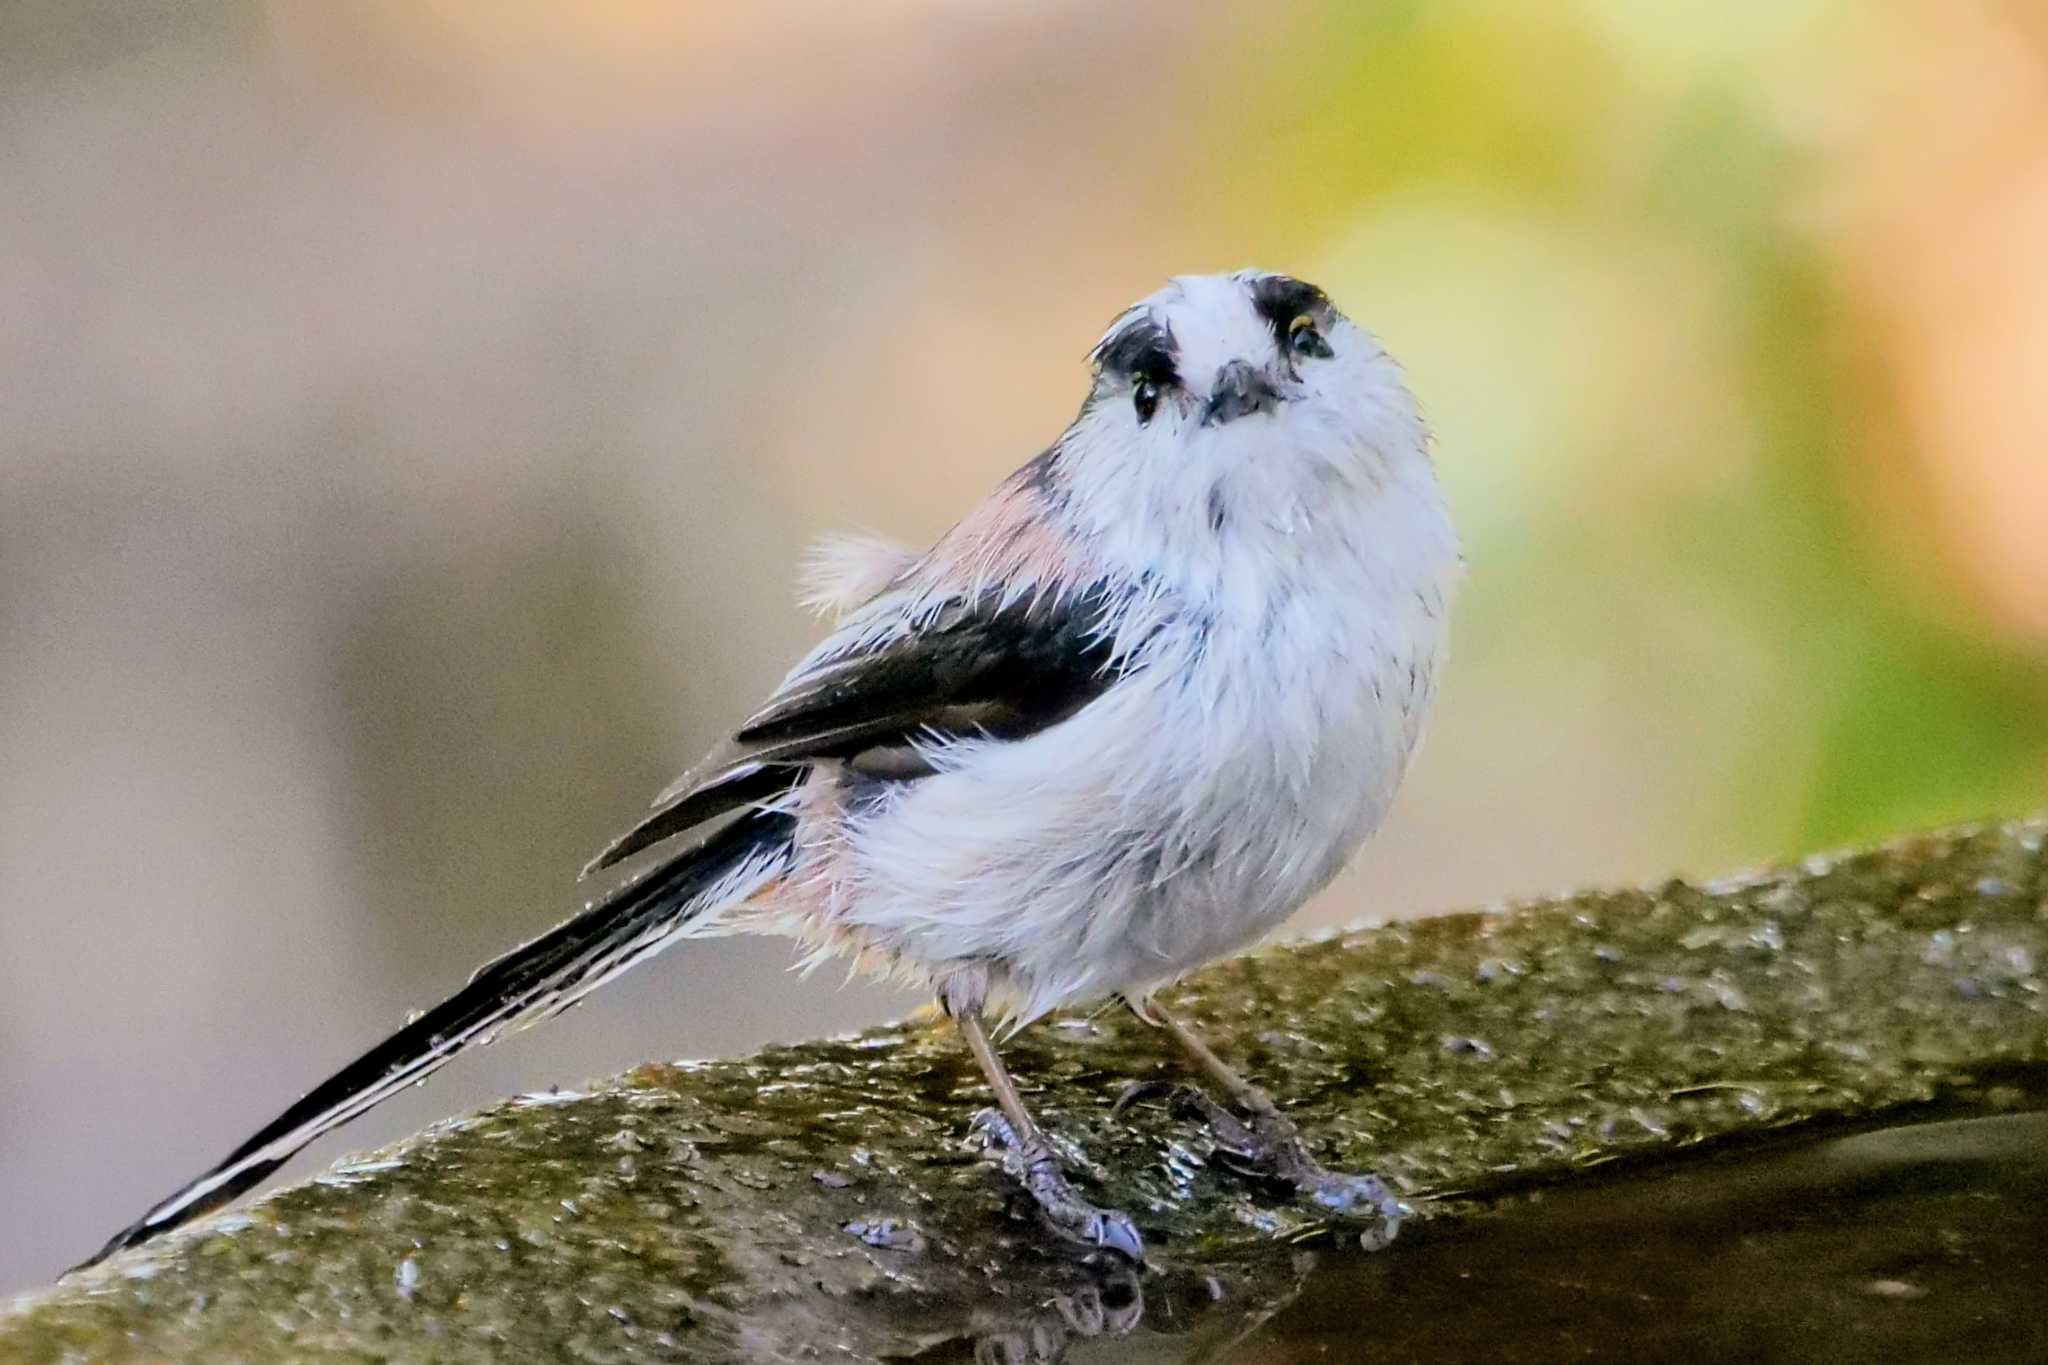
[583,580,1127,875]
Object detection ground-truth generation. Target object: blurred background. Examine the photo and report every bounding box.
[4,0,2045,1294]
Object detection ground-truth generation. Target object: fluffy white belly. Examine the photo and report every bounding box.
[800,563,1449,1025]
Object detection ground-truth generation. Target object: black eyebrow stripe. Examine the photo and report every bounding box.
[1093,316,1179,384]
[1248,275,1329,340]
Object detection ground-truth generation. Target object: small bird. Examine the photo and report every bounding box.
[79,269,1459,1270]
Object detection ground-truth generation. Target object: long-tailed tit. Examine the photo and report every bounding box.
[80,269,1459,1269]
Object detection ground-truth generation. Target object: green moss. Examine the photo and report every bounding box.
[5,817,2044,1363]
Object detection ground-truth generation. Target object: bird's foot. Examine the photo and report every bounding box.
[971,1109,1145,1261]
[1138,1084,1404,1250]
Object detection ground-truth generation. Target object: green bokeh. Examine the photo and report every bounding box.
[1204,0,2048,860]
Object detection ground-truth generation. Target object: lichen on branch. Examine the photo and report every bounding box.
[4,818,2045,1363]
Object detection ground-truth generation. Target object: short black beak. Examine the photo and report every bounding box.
[1202,359,1285,426]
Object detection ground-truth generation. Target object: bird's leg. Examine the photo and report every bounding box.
[954,1005,1145,1260]
[1138,1001,1403,1247]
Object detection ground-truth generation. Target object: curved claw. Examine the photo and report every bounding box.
[1020,1150,1146,1262]
[1083,1207,1146,1261]
[969,1107,1019,1147]
[1110,1078,1190,1117]
[1357,1210,1401,1253]
[1170,1091,1406,1250]
[971,1110,1146,1262]
[1301,1168,1402,1218]
[1301,1169,1404,1250]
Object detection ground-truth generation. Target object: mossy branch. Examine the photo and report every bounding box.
[5,818,2046,1363]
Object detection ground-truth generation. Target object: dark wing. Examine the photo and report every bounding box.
[584,584,1128,874]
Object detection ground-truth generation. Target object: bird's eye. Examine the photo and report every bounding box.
[1288,314,1333,359]
[1132,378,1160,424]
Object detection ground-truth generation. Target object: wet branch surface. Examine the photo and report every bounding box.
[5,818,2046,1363]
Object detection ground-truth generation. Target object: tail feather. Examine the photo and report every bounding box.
[72,807,796,1274]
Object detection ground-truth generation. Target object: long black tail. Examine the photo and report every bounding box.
[73,807,795,1273]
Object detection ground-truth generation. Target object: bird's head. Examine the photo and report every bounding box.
[1057,270,1432,552]
[1089,270,1342,430]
